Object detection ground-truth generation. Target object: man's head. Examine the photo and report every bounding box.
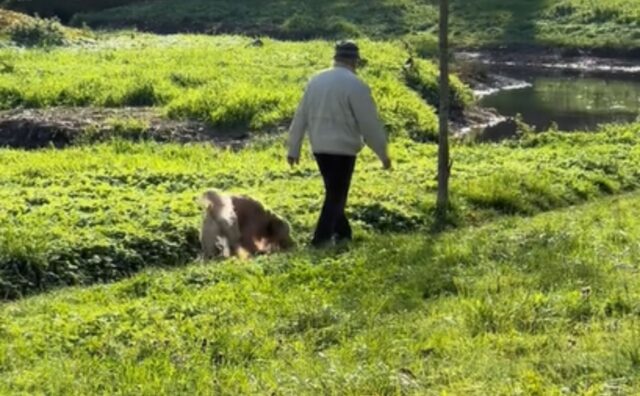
[334,40,362,71]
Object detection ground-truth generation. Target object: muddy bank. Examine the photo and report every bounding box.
[0,107,254,149]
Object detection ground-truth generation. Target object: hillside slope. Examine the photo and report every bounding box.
[1,0,143,21]
[0,35,470,139]
[71,0,640,52]
[2,192,639,394]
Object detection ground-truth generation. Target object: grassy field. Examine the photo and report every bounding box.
[71,0,640,52]
[1,9,640,392]
[450,0,640,51]
[1,123,639,299]
[2,189,639,394]
[0,34,472,140]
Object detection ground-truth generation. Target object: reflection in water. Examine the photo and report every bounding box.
[477,71,640,141]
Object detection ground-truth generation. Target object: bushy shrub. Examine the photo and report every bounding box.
[403,58,473,117]
[9,15,66,47]
[108,117,151,140]
[404,33,439,58]
[0,86,22,108]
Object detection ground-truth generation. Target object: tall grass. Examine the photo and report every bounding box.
[0,35,472,139]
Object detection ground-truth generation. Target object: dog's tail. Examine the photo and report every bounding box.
[200,190,225,216]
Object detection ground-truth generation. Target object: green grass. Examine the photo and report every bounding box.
[71,0,640,52]
[2,123,640,299]
[1,13,639,392]
[1,190,639,394]
[0,35,471,140]
[449,0,640,52]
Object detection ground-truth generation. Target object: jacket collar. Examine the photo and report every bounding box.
[333,61,357,74]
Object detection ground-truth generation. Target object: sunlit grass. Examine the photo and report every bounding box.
[1,123,639,298]
[0,35,476,140]
[1,191,639,394]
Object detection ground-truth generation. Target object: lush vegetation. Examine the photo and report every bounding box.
[449,0,640,52]
[0,10,90,47]
[1,3,640,393]
[0,9,32,34]
[1,0,142,21]
[70,0,640,51]
[2,123,640,299]
[0,35,474,140]
[2,188,639,394]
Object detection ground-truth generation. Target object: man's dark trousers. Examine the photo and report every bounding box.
[312,153,356,246]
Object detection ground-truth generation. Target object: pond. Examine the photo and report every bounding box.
[471,66,640,141]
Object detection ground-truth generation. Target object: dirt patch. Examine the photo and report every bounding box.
[0,107,254,149]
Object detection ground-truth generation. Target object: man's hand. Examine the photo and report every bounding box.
[381,157,392,170]
[287,156,300,167]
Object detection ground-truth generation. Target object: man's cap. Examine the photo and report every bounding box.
[334,40,361,60]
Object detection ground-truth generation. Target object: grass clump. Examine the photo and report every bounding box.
[8,15,67,47]
[107,117,151,140]
[75,116,154,143]
[402,58,472,126]
[1,10,93,48]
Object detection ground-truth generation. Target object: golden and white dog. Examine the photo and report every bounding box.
[200,190,295,260]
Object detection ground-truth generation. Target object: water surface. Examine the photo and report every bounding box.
[477,69,640,141]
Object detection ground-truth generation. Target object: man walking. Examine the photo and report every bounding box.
[287,41,391,248]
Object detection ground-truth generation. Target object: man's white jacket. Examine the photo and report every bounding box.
[288,65,388,161]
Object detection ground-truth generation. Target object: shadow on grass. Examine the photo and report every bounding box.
[452,0,546,47]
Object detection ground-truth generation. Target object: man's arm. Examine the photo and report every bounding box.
[349,83,389,163]
[288,89,308,160]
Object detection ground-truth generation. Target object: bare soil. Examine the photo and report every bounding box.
[0,107,252,149]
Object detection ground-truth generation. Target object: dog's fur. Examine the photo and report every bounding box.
[231,194,295,255]
[200,190,245,260]
[200,190,295,260]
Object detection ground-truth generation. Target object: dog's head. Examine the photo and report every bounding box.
[200,190,225,215]
[265,215,295,251]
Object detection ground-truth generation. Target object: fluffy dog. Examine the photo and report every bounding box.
[231,194,295,255]
[200,190,295,260]
[200,190,245,260]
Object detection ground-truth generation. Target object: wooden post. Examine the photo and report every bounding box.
[436,0,450,224]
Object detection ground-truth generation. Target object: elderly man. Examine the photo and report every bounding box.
[287,40,391,248]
